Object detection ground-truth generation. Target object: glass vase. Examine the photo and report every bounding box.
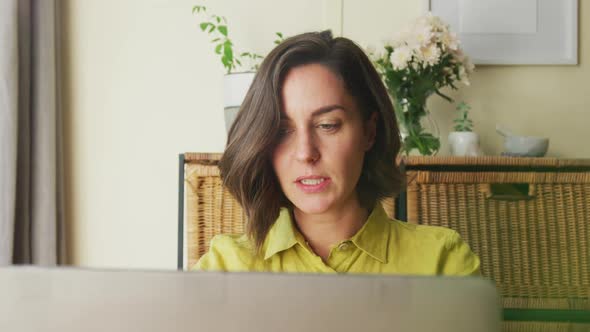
[394,98,441,156]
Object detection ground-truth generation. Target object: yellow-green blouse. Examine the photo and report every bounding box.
[194,204,480,276]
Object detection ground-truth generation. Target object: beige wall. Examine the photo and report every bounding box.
[62,0,589,269]
[61,0,327,269]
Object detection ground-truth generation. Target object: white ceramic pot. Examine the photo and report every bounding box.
[223,72,255,133]
[448,131,482,156]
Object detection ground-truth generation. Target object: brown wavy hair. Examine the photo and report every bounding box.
[218,30,402,253]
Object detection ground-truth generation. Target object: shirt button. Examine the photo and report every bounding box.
[338,241,351,251]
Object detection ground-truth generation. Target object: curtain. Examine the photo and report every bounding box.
[0,0,66,265]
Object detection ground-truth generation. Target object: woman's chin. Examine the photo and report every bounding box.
[291,197,336,215]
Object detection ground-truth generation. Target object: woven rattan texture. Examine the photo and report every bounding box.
[185,163,246,269]
[407,170,590,311]
[400,156,590,168]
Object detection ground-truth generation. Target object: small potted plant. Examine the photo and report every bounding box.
[193,4,283,132]
[448,102,482,156]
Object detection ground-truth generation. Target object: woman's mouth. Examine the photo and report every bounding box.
[295,176,331,193]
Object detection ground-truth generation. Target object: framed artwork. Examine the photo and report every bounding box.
[425,0,578,65]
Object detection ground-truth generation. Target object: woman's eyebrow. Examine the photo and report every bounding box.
[311,104,347,117]
[280,105,347,122]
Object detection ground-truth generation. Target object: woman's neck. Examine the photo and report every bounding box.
[292,199,369,262]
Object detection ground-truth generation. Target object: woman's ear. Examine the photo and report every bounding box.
[364,112,378,151]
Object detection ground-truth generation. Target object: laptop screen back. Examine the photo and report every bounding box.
[0,267,500,332]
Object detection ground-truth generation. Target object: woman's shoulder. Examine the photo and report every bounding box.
[210,233,253,249]
[388,218,460,244]
[386,219,480,276]
[191,233,257,272]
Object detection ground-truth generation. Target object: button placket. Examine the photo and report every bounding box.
[337,241,352,251]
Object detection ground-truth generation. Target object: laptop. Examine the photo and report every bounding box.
[0,266,500,332]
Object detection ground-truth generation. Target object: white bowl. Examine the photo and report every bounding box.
[503,136,549,157]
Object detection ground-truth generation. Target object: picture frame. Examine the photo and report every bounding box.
[424,0,578,65]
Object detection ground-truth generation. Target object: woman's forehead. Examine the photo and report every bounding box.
[280,64,357,119]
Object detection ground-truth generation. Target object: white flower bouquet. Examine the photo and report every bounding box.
[372,13,474,155]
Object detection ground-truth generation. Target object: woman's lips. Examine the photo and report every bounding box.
[294,176,331,193]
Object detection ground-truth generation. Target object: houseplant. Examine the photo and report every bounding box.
[193,4,284,131]
[448,102,482,156]
[371,13,474,156]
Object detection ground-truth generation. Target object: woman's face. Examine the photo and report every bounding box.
[272,63,376,215]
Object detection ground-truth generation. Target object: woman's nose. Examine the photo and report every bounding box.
[294,131,320,164]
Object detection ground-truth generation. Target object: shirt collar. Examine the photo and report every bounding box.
[349,203,390,263]
[263,208,306,260]
[263,204,390,263]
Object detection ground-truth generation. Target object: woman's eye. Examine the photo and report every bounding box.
[278,128,294,138]
[317,123,340,131]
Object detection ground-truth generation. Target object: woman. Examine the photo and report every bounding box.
[194,31,480,275]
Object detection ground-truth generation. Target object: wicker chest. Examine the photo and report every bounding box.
[180,154,590,329]
[400,156,590,330]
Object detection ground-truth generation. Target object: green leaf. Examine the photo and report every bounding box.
[456,101,471,112]
[215,43,223,54]
[211,38,220,42]
[192,5,206,13]
[223,40,233,63]
[221,56,231,72]
[236,59,242,66]
[218,25,228,36]
[216,16,221,24]
[199,22,210,31]
[404,137,419,151]
[276,32,283,38]
[208,24,215,33]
